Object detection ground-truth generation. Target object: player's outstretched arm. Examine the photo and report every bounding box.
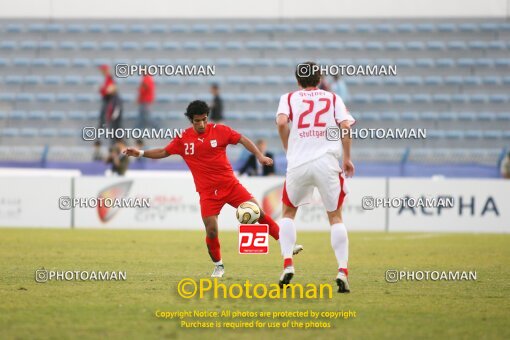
[123,147,169,159]
[340,120,355,178]
[276,114,290,151]
[238,136,273,166]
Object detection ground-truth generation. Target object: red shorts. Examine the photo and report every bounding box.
[199,182,253,217]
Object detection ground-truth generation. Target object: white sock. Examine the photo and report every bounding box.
[278,217,296,258]
[331,223,349,269]
[214,260,223,266]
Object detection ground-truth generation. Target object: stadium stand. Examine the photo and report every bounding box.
[0,19,508,175]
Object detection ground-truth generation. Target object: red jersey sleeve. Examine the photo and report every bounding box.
[164,137,183,155]
[217,124,242,145]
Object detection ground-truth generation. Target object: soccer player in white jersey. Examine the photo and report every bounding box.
[275,62,355,293]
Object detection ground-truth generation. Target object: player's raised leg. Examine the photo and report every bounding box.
[202,215,224,278]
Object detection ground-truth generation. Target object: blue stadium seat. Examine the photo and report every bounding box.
[225,41,243,50]
[254,24,273,33]
[380,112,399,121]
[314,24,333,33]
[43,76,61,85]
[406,41,424,50]
[345,41,363,50]
[372,94,391,104]
[448,41,467,50]
[415,59,434,67]
[438,112,456,121]
[49,111,65,120]
[24,76,42,85]
[0,93,15,101]
[254,59,272,67]
[142,41,160,50]
[0,58,8,67]
[293,24,312,33]
[458,23,477,32]
[216,58,233,67]
[457,112,477,121]
[403,76,422,85]
[88,24,106,33]
[64,75,82,85]
[392,94,411,103]
[421,112,438,121]
[436,58,454,68]
[489,94,508,103]
[444,76,463,85]
[303,41,322,50]
[355,24,373,33]
[28,23,45,33]
[488,41,506,50]
[335,24,351,33]
[483,131,502,139]
[75,93,94,102]
[470,94,488,103]
[495,59,510,67]
[5,76,22,85]
[6,24,23,33]
[394,59,414,67]
[13,58,30,66]
[396,23,414,33]
[169,24,188,33]
[233,24,251,33]
[59,129,78,138]
[129,24,146,33]
[452,94,468,103]
[100,41,118,50]
[386,41,404,50]
[324,42,342,50]
[478,112,495,121]
[496,112,510,121]
[352,94,370,104]
[47,23,64,33]
[52,58,70,67]
[17,93,34,102]
[36,93,55,102]
[66,24,85,33]
[412,94,431,103]
[433,94,451,103]
[40,41,56,50]
[401,112,418,120]
[149,24,168,33]
[162,42,179,50]
[183,41,201,50]
[191,24,209,33]
[73,58,90,67]
[20,41,37,50]
[464,76,481,85]
[468,41,487,50]
[359,112,379,121]
[457,58,475,67]
[1,128,20,137]
[445,130,463,139]
[203,41,221,50]
[56,93,74,102]
[464,130,482,139]
[40,128,58,137]
[426,130,445,139]
[284,41,302,50]
[366,42,383,50]
[20,128,38,138]
[109,24,127,33]
[416,23,434,32]
[83,76,101,85]
[69,111,88,120]
[376,24,393,33]
[60,41,77,50]
[9,110,27,120]
[437,23,456,32]
[482,76,500,85]
[121,41,139,50]
[480,23,499,32]
[426,41,445,50]
[212,24,231,33]
[80,41,97,50]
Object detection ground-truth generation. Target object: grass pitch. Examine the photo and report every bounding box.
[0,228,509,340]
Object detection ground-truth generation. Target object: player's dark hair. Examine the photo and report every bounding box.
[184,100,210,122]
[295,61,321,88]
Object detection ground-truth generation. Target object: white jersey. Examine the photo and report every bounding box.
[276,88,355,170]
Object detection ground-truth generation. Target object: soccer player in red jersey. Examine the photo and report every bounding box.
[124,100,300,277]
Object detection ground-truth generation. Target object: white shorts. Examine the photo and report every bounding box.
[282,153,349,212]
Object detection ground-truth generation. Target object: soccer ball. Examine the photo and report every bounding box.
[236,201,261,224]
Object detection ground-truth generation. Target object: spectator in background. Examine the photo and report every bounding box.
[209,83,224,122]
[92,140,104,161]
[106,139,129,176]
[330,74,351,104]
[318,75,331,91]
[137,69,156,130]
[501,152,510,179]
[98,65,123,137]
[239,139,275,176]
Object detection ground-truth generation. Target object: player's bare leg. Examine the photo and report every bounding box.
[327,208,350,293]
[278,203,299,288]
[203,215,224,278]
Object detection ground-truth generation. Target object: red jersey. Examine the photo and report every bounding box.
[99,75,114,97]
[138,75,155,103]
[164,123,242,194]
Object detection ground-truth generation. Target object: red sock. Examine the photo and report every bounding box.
[339,268,348,276]
[205,236,221,262]
[258,215,280,240]
[284,258,293,268]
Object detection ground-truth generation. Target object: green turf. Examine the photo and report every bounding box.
[0,229,509,340]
